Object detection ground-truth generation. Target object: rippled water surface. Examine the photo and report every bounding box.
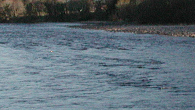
[0,23,195,109]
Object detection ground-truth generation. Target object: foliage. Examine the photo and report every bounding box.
[66,0,90,21]
[0,0,194,24]
[117,0,195,24]
[1,4,12,20]
[26,3,36,16]
[170,0,195,24]
[106,0,118,15]
[117,4,137,22]
[44,2,66,21]
[67,0,89,13]
[93,1,107,20]
[137,0,170,24]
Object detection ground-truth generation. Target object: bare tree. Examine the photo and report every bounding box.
[2,4,12,20]
[11,0,25,17]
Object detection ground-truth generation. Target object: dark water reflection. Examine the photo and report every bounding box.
[0,23,194,109]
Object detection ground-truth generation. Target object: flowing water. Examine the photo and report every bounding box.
[0,23,194,110]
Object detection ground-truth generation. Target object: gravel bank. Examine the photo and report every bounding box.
[71,21,195,37]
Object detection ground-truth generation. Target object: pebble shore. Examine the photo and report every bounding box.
[71,21,195,37]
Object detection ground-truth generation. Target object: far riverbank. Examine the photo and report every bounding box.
[70,21,195,38]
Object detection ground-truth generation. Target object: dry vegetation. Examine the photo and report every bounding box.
[0,0,194,24]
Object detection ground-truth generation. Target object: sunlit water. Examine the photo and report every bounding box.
[0,23,194,110]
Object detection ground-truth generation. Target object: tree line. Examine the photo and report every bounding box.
[0,0,118,23]
[0,0,194,24]
[117,0,195,24]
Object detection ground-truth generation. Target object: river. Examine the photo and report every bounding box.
[0,23,195,110]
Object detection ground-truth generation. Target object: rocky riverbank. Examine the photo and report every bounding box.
[71,21,195,37]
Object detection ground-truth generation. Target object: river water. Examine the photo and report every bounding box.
[0,23,194,110]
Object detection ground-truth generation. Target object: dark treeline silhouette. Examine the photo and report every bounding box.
[0,0,194,24]
[118,0,195,24]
